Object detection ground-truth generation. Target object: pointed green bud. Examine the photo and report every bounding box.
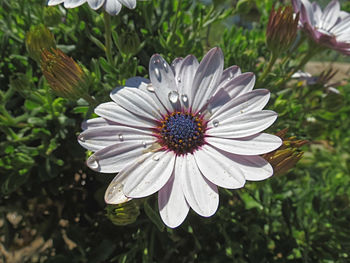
[26,24,56,63]
[114,30,141,56]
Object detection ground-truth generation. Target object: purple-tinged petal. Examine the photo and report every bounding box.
[78,125,154,152]
[207,110,278,138]
[63,0,86,8]
[104,0,122,15]
[105,172,131,204]
[81,117,118,131]
[194,145,246,189]
[159,169,190,228]
[47,0,65,5]
[320,0,340,31]
[86,140,155,173]
[180,154,219,217]
[118,0,136,9]
[191,47,224,112]
[123,151,175,198]
[87,0,104,9]
[206,133,282,155]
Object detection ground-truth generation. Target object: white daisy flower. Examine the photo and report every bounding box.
[47,0,137,16]
[292,0,350,55]
[78,47,282,228]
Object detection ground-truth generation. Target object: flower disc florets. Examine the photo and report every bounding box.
[156,111,206,155]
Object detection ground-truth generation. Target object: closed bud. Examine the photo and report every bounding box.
[114,30,141,56]
[26,24,56,62]
[40,49,90,100]
[262,128,308,176]
[106,201,140,226]
[266,6,299,55]
[323,88,343,112]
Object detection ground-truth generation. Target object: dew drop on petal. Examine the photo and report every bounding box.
[79,135,85,142]
[154,68,161,81]
[88,156,99,169]
[146,84,155,92]
[152,154,160,161]
[168,90,179,104]
[163,61,169,72]
[107,185,120,200]
[181,94,188,103]
[213,120,219,127]
[177,77,181,83]
[142,141,147,148]
[118,134,124,141]
[153,58,160,64]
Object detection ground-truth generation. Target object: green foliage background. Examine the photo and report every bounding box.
[1,0,350,262]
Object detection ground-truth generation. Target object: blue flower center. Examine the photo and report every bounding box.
[158,112,206,155]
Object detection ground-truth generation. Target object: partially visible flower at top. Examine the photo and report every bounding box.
[292,0,350,55]
[266,6,299,55]
[26,24,56,62]
[47,0,138,16]
[41,48,91,101]
[78,47,282,228]
[262,128,308,176]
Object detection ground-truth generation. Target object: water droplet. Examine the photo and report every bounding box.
[118,134,124,141]
[142,141,147,148]
[153,58,161,64]
[177,77,181,83]
[154,68,161,81]
[168,91,179,104]
[213,120,219,127]
[146,84,155,92]
[163,61,169,72]
[88,156,99,169]
[152,154,160,161]
[79,135,85,142]
[107,185,119,199]
[181,94,188,103]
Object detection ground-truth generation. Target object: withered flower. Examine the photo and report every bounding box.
[266,6,299,55]
[41,49,90,101]
[262,128,308,176]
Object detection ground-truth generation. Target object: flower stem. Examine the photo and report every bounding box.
[258,52,278,83]
[103,11,113,65]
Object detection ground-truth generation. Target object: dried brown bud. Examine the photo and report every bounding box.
[262,128,308,176]
[266,6,299,55]
[40,49,90,100]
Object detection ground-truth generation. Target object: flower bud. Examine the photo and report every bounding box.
[40,48,90,100]
[114,30,141,56]
[266,6,299,55]
[106,201,140,226]
[262,128,308,176]
[43,7,63,27]
[26,24,56,62]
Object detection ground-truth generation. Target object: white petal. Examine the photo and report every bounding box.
[110,87,162,120]
[207,110,278,138]
[105,172,131,204]
[191,47,224,112]
[320,0,340,31]
[180,154,219,217]
[95,102,156,128]
[81,117,117,130]
[63,0,86,8]
[331,15,350,35]
[206,133,282,155]
[194,145,246,189]
[218,65,241,87]
[86,140,155,173]
[123,151,175,198]
[87,0,104,9]
[211,89,270,121]
[118,0,136,9]
[47,0,65,5]
[226,154,273,181]
[149,54,179,112]
[158,171,190,228]
[104,0,122,15]
[206,72,256,115]
[175,55,199,108]
[125,76,150,88]
[78,125,154,152]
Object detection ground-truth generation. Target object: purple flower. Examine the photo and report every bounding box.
[292,0,350,55]
[78,48,282,228]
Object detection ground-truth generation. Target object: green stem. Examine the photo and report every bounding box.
[276,47,319,88]
[258,52,278,83]
[103,11,113,65]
